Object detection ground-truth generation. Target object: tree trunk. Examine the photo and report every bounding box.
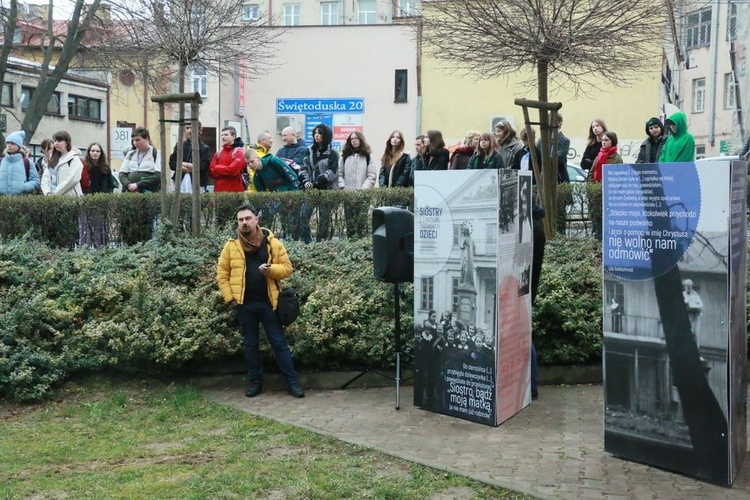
[536,60,556,238]
[171,63,187,227]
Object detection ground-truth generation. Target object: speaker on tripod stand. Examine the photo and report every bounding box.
[340,206,413,409]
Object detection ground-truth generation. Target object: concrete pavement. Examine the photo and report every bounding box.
[199,376,750,499]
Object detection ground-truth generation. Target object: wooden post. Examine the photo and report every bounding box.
[514,98,563,238]
[158,103,168,220]
[151,92,204,236]
[190,106,201,236]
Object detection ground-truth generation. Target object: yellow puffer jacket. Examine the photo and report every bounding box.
[216,228,292,309]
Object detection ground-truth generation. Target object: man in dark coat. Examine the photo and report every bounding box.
[169,121,212,192]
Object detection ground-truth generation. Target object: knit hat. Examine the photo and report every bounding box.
[5,130,25,147]
[644,117,663,137]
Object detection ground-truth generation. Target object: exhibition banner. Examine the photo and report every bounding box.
[413,169,532,426]
[602,160,747,486]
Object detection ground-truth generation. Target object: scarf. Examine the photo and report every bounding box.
[592,146,618,183]
[237,225,263,254]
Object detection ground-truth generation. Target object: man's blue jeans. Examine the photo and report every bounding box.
[236,301,299,386]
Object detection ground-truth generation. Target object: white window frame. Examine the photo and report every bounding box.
[192,66,208,98]
[320,1,339,26]
[396,0,419,17]
[686,8,711,49]
[727,2,737,41]
[283,4,300,26]
[358,0,377,24]
[242,4,259,21]
[420,277,433,311]
[724,73,735,110]
[692,78,706,113]
[191,7,206,38]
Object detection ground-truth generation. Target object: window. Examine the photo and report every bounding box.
[724,73,735,110]
[20,86,33,111]
[394,69,407,103]
[20,86,60,114]
[396,0,419,17]
[451,278,459,314]
[192,66,208,97]
[727,2,737,41]
[695,144,706,159]
[692,78,705,113]
[420,277,433,311]
[358,0,376,24]
[1,82,12,107]
[686,8,711,49]
[67,94,101,120]
[242,3,259,21]
[47,91,61,114]
[283,4,300,26]
[320,1,338,25]
[190,7,206,38]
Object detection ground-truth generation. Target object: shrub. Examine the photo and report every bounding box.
[533,235,603,364]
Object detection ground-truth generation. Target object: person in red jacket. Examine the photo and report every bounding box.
[209,126,245,192]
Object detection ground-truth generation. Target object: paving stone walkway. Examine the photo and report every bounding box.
[200,378,750,499]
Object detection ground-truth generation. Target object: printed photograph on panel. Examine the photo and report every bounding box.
[413,170,499,425]
[603,162,731,485]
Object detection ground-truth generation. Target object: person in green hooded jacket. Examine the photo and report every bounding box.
[658,111,695,162]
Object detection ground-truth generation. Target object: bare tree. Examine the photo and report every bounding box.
[408,0,666,235]
[0,0,103,144]
[99,0,283,96]
[96,0,284,230]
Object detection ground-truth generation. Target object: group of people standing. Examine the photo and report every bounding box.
[0,128,131,197]
[582,110,698,184]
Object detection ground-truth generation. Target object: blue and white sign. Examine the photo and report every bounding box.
[603,163,701,281]
[276,98,365,115]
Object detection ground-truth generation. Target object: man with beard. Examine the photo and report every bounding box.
[217,204,305,399]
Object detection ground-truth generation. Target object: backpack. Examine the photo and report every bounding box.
[127,147,158,163]
[22,156,31,180]
[80,159,91,193]
[277,158,301,186]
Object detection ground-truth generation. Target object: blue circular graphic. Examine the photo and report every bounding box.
[603,163,701,281]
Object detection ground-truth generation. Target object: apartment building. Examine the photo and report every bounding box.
[663,0,749,157]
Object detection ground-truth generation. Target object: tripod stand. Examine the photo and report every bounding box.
[340,282,408,410]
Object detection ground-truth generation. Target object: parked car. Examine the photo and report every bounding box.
[695,155,740,164]
[567,163,588,183]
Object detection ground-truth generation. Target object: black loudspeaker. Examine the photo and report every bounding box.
[372,206,414,283]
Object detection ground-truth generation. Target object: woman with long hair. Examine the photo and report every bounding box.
[467,133,504,169]
[423,129,449,170]
[84,142,116,193]
[379,130,412,187]
[338,131,377,190]
[590,131,623,183]
[494,120,524,169]
[41,130,84,196]
[581,118,608,174]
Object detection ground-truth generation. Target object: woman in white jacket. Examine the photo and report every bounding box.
[338,131,376,238]
[41,130,83,196]
[338,131,377,190]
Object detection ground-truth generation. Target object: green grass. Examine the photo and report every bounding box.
[0,377,528,499]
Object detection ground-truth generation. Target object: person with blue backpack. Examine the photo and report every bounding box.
[0,130,40,195]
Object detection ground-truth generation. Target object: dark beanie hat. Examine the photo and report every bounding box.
[646,117,663,129]
[645,117,663,136]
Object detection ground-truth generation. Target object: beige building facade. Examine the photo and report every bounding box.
[197,24,418,160]
[1,57,108,159]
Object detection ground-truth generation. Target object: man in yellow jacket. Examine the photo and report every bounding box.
[217,203,304,398]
